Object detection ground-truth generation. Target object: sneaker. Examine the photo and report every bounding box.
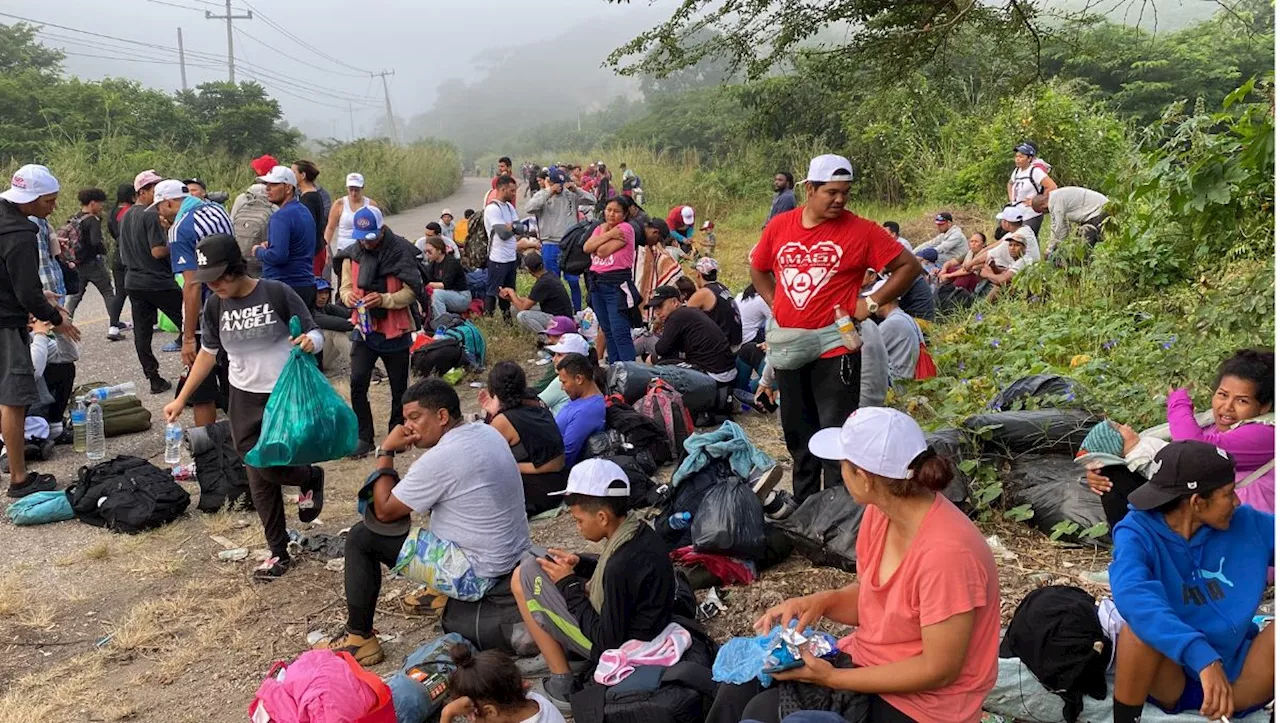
[118,321,133,331]
[7,472,57,498]
[106,326,123,342]
[149,377,173,394]
[314,630,385,666]
[541,674,577,712]
[161,339,181,353]
[53,426,74,446]
[348,439,375,460]
[298,467,325,523]
[370,367,386,385]
[750,464,786,501]
[401,586,448,617]
[252,555,292,582]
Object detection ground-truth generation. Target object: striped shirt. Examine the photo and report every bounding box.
[169,201,233,275]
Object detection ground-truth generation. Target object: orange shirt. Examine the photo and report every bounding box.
[838,494,1000,722]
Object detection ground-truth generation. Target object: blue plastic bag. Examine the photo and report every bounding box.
[712,625,840,687]
[6,490,74,526]
[386,633,474,723]
[245,316,359,467]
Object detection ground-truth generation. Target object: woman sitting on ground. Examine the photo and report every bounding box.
[708,408,999,723]
[935,233,988,293]
[1109,441,1274,723]
[1088,348,1275,517]
[480,361,567,517]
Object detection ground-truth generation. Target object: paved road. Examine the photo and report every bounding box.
[27,176,491,483]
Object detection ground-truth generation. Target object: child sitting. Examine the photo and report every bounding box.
[1080,420,1172,531]
[512,459,676,706]
[440,645,566,723]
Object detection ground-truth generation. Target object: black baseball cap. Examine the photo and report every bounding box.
[644,217,671,240]
[1128,441,1237,510]
[935,211,953,222]
[645,285,681,309]
[522,251,544,272]
[190,233,243,283]
[182,178,206,188]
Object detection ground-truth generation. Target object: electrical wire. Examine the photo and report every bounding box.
[239,0,374,76]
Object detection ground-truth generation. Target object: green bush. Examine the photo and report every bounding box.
[319,139,462,215]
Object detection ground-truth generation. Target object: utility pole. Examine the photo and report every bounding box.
[373,70,398,145]
[348,102,356,141]
[205,0,252,83]
[176,27,188,92]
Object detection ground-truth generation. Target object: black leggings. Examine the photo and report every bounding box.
[709,682,917,723]
[343,521,408,635]
[42,362,76,426]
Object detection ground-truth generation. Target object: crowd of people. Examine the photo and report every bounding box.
[0,139,1271,723]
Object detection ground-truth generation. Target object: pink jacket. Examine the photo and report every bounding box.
[1167,388,1275,513]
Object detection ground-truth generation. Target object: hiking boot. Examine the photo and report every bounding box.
[298,467,325,523]
[252,555,292,582]
[348,439,375,460]
[7,472,57,498]
[106,326,123,342]
[401,586,448,617]
[149,376,173,395]
[749,464,786,501]
[315,630,385,666]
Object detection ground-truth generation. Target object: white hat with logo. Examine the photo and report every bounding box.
[1,164,60,204]
[345,172,365,188]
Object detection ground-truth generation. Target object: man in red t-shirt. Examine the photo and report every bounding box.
[749,154,921,501]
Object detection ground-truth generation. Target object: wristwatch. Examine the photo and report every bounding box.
[376,448,396,459]
[864,297,879,316]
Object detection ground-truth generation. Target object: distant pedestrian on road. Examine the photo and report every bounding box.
[65,187,118,326]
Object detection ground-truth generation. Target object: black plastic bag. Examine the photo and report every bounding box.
[775,485,865,572]
[924,427,974,504]
[607,362,719,414]
[987,375,1093,412]
[603,454,658,509]
[963,409,1100,456]
[655,459,735,550]
[583,429,631,460]
[1004,454,1109,545]
[691,480,766,560]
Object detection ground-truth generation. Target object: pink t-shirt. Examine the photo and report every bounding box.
[1166,387,1275,513]
[589,222,636,274]
[837,494,1000,723]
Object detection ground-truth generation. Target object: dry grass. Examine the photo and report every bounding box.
[0,574,28,617]
[0,651,109,723]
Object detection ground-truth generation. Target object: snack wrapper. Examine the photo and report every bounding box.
[763,626,838,671]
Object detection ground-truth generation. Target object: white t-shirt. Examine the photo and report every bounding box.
[390,422,530,578]
[483,201,520,263]
[988,225,1041,270]
[521,693,567,723]
[1008,163,1051,220]
[735,292,772,343]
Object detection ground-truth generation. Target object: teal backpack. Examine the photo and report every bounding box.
[442,320,486,369]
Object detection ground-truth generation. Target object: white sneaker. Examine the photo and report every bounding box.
[107,326,122,341]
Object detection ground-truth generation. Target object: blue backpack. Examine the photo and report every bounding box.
[442,320,486,369]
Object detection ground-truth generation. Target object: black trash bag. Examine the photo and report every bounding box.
[655,459,736,551]
[924,427,974,504]
[690,480,767,560]
[1004,454,1109,545]
[603,454,658,510]
[607,362,719,414]
[987,375,1093,412]
[963,409,1100,456]
[775,485,865,572]
[583,429,631,460]
[607,400,675,467]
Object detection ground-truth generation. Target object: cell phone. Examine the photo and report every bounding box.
[762,660,804,675]
[530,545,555,561]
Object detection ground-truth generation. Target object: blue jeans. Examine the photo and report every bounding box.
[590,280,635,362]
[429,289,471,326]
[485,260,518,318]
[542,241,582,311]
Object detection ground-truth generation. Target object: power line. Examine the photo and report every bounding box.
[204,0,253,82]
[239,0,373,77]
[232,27,378,94]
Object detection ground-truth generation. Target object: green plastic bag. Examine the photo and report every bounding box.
[245,316,358,467]
[158,274,183,332]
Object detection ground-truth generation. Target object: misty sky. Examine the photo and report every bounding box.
[1,0,667,141]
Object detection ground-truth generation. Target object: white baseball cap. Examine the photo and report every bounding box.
[546,333,589,356]
[680,206,695,225]
[148,179,189,208]
[1,164,60,204]
[805,154,854,183]
[345,172,365,188]
[997,205,1031,223]
[548,458,630,498]
[257,165,298,187]
[808,407,928,480]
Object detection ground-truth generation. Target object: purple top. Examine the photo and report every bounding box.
[1167,387,1274,513]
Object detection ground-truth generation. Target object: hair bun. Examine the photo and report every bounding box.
[449,644,475,667]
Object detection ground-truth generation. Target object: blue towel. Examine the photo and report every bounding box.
[672,420,774,488]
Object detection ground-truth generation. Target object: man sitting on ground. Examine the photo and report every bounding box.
[913,212,967,273]
[686,257,743,349]
[1031,187,1109,256]
[502,251,575,335]
[512,458,676,706]
[416,221,459,258]
[553,353,606,467]
[319,379,531,666]
[1110,441,1274,723]
[646,285,737,385]
[978,234,1033,302]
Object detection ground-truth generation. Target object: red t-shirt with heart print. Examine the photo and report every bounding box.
[751,208,904,357]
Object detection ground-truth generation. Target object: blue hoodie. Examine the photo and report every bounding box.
[1109,504,1274,679]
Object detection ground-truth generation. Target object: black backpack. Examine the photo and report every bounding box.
[68,455,191,533]
[185,420,251,513]
[440,575,538,656]
[606,396,676,467]
[411,337,465,378]
[559,219,599,276]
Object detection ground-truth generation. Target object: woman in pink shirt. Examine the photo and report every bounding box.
[585,197,637,362]
[708,408,1000,723]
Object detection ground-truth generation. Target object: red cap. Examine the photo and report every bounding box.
[250,154,279,176]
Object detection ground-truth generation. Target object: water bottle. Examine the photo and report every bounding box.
[832,304,862,352]
[85,400,106,461]
[356,300,373,335]
[71,397,87,453]
[164,422,183,465]
[668,511,692,530]
[87,382,137,402]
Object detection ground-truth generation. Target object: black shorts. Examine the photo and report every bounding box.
[176,343,228,409]
[0,327,39,407]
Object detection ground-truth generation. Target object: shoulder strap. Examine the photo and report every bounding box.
[1237,459,1275,489]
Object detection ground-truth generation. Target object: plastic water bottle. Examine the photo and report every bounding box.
[71,397,87,453]
[87,382,137,402]
[832,304,862,352]
[668,511,692,530]
[356,300,373,335]
[164,422,183,465]
[85,400,106,461]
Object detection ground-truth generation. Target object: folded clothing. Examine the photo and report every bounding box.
[594,622,692,686]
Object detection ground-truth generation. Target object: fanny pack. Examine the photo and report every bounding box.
[764,320,847,371]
